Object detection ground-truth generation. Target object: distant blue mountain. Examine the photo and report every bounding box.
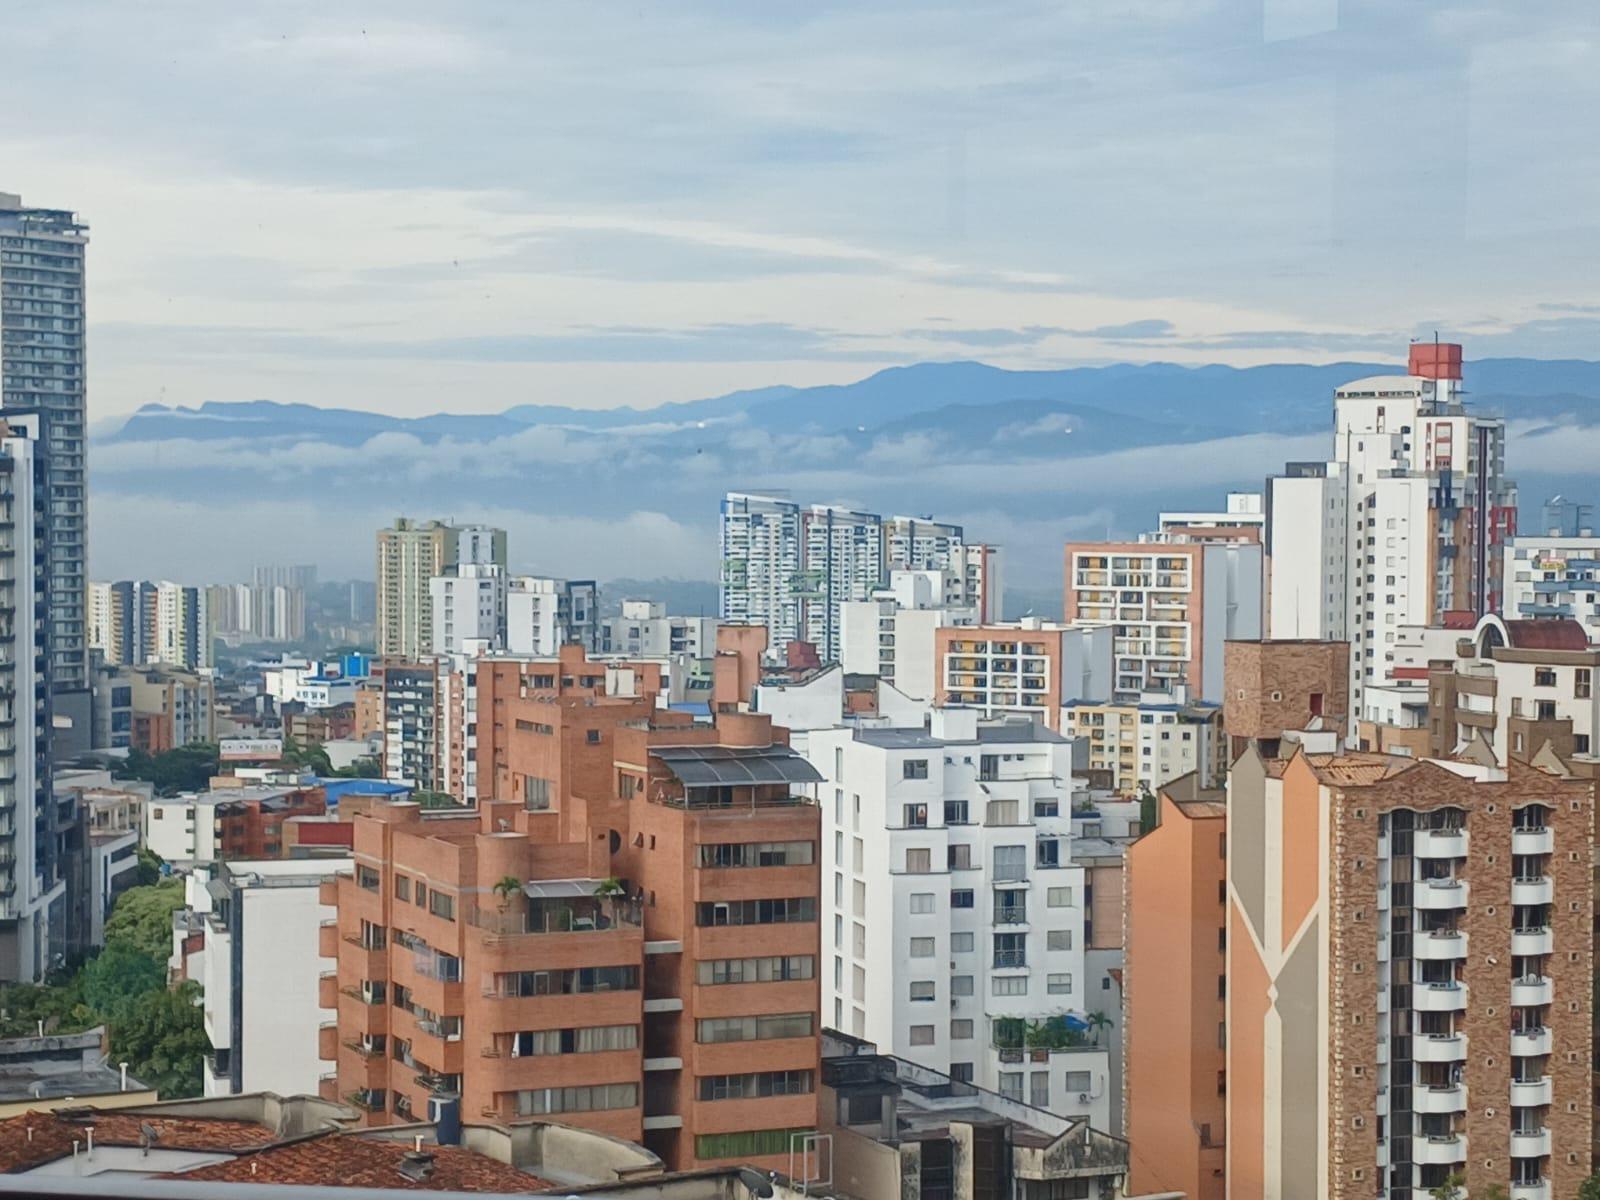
[107,357,1600,449]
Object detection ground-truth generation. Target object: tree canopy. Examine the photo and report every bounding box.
[114,744,219,795]
[103,878,186,960]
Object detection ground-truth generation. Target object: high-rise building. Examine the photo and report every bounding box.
[326,706,822,1173]
[0,414,64,981]
[0,193,90,749]
[429,563,506,655]
[805,709,1111,1130]
[376,519,506,657]
[1061,688,1224,798]
[720,493,803,651]
[1064,538,1263,704]
[1226,742,1592,1199]
[504,576,600,656]
[600,601,717,659]
[1503,533,1600,640]
[380,663,441,791]
[152,581,213,671]
[1267,343,1517,724]
[87,580,138,665]
[720,493,995,662]
[934,619,1114,730]
[1159,491,1266,541]
[838,570,977,700]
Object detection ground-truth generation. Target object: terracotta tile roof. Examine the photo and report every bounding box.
[1503,619,1590,651]
[169,1133,552,1192]
[1171,799,1227,819]
[1263,759,1289,778]
[0,1109,276,1173]
[1304,752,1413,786]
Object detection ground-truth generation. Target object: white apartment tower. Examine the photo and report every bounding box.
[720,492,998,661]
[806,711,1111,1129]
[376,518,507,658]
[1267,342,1516,722]
[430,563,506,655]
[0,414,64,981]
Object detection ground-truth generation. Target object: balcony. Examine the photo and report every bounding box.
[1413,1084,1466,1114]
[468,891,642,943]
[1414,1033,1467,1063]
[1512,828,1554,855]
[992,950,1027,970]
[1510,976,1553,1007]
[1511,927,1553,956]
[1414,982,1468,1012]
[1413,1135,1466,1166]
[1509,1185,1549,1200]
[1510,1027,1552,1057]
[1510,1076,1553,1107]
[1509,1128,1551,1159]
[1414,931,1469,961]
[1416,879,1469,910]
[345,1089,384,1114]
[318,971,338,1009]
[1416,829,1468,859]
[1511,876,1554,906]
[317,1021,338,1060]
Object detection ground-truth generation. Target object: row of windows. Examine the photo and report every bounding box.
[904,886,1074,912]
[513,1083,637,1115]
[392,874,456,920]
[507,1024,638,1056]
[492,966,638,997]
[696,898,815,926]
[696,1013,814,1044]
[697,956,815,985]
[700,840,815,868]
[694,1128,812,1161]
[697,1070,814,1100]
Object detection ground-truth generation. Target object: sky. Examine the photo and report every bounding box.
[7,1,1600,423]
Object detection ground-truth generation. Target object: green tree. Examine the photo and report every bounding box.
[79,942,166,1024]
[0,978,92,1039]
[114,744,220,795]
[110,981,208,1099]
[280,737,333,776]
[413,790,465,810]
[1428,1175,1463,1200]
[1580,1173,1600,1200]
[135,847,165,887]
[103,879,186,960]
[331,756,381,779]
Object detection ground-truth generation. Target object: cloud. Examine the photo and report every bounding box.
[1078,319,1176,340]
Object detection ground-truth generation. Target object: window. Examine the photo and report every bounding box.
[1047,930,1073,951]
[1048,973,1072,995]
[951,1024,974,1044]
[585,729,602,744]
[1031,1071,1050,1108]
[696,1129,814,1162]
[951,932,974,953]
[904,847,932,873]
[903,803,928,828]
[1064,1070,1091,1093]
[1535,667,1558,687]
[516,1082,637,1115]
[986,799,1019,825]
[523,776,551,811]
[696,956,816,985]
[998,1073,1023,1101]
[951,974,974,995]
[394,875,411,901]
[696,1013,814,1043]
[695,898,815,926]
[1034,799,1059,818]
[994,932,1026,969]
[512,1025,638,1056]
[994,845,1026,881]
[909,980,936,1002]
[992,976,1028,996]
[908,1025,935,1045]
[1579,668,1593,699]
[1048,887,1074,907]
[427,890,455,921]
[951,888,975,909]
[909,892,935,914]
[943,801,969,824]
[494,966,639,996]
[910,937,936,958]
[947,843,972,870]
[357,865,380,892]
[1036,838,1061,868]
[698,1071,814,1101]
[699,841,815,868]
[903,758,929,779]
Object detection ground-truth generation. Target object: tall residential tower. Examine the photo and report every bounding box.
[0,193,89,753]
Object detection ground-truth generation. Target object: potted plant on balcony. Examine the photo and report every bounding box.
[1085,1010,1113,1046]
[492,876,522,912]
[593,877,626,930]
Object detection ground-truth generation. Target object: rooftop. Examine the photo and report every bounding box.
[651,743,822,789]
[169,1133,550,1192]
[0,1029,148,1105]
[854,722,1066,749]
[0,1109,273,1173]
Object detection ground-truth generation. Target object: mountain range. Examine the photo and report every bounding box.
[90,358,1600,591]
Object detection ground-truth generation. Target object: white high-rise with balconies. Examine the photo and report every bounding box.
[805,710,1111,1129]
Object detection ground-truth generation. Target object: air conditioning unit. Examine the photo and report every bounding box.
[1077,1092,1091,1103]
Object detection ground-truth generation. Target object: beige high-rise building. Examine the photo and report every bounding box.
[375,519,506,657]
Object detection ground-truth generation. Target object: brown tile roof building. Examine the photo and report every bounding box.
[170,1133,551,1192]
[0,1109,277,1173]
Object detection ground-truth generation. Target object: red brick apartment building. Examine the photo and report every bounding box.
[325,650,821,1174]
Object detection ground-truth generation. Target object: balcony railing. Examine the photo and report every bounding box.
[469,897,642,937]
